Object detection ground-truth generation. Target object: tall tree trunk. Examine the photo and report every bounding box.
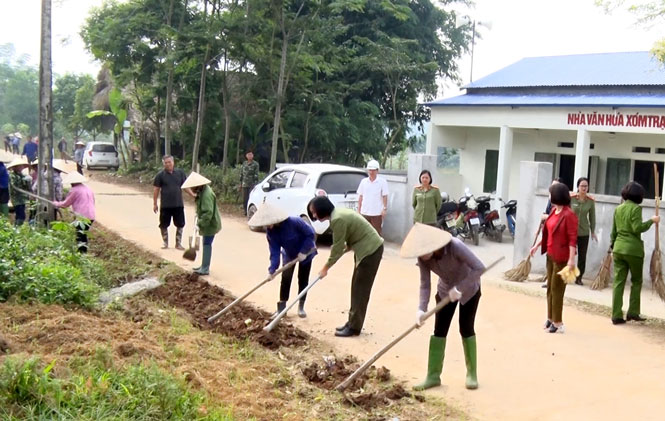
[155,95,161,165]
[38,0,54,225]
[220,59,231,172]
[192,46,210,172]
[269,34,288,172]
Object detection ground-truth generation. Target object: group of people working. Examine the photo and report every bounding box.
[531,177,659,333]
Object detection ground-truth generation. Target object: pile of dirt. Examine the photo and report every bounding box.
[0,335,10,353]
[346,384,412,411]
[147,273,308,349]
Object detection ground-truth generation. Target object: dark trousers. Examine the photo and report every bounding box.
[433,289,481,338]
[76,220,93,253]
[76,163,83,175]
[576,235,589,281]
[348,244,384,331]
[159,206,185,229]
[546,256,567,323]
[242,187,252,216]
[14,204,26,225]
[362,214,383,237]
[280,260,312,302]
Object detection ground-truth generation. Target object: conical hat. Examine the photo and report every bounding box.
[400,223,452,258]
[0,150,13,163]
[62,171,87,185]
[248,203,289,228]
[181,172,211,189]
[51,159,69,173]
[75,140,85,146]
[13,132,22,139]
[6,157,29,170]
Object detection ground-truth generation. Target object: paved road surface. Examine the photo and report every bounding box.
[88,178,665,420]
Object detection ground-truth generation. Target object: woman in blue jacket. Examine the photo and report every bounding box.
[249,203,317,317]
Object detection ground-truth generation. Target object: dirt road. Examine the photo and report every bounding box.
[89,178,665,420]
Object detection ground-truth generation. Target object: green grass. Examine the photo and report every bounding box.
[0,356,234,420]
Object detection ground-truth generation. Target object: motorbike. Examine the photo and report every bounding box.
[437,191,480,245]
[475,195,506,243]
[501,199,517,238]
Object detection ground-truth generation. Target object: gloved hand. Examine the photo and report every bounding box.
[297,252,308,262]
[448,286,462,302]
[415,310,426,327]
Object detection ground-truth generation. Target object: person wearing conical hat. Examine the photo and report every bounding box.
[7,158,32,225]
[54,172,95,252]
[73,140,86,175]
[401,223,485,391]
[308,196,384,337]
[181,171,221,275]
[249,203,317,318]
[0,151,11,217]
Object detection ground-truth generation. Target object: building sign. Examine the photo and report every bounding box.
[567,112,665,129]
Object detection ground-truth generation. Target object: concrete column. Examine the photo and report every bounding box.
[573,128,590,186]
[495,126,513,202]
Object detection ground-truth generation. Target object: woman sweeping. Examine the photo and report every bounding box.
[610,181,659,325]
[248,203,317,317]
[181,172,221,275]
[401,223,484,390]
[530,182,578,333]
[571,177,597,285]
[308,196,383,337]
[54,172,95,252]
[412,169,442,226]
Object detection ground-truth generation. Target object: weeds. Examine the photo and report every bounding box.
[0,357,234,420]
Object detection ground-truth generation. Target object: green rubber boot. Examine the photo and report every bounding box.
[413,335,446,391]
[193,244,212,275]
[462,336,478,390]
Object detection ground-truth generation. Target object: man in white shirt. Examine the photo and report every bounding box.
[357,159,389,237]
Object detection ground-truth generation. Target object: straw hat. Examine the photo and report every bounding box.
[75,140,85,146]
[181,172,211,189]
[13,132,22,139]
[248,203,289,228]
[0,150,13,163]
[6,157,29,170]
[400,223,452,258]
[63,171,87,185]
[51,159,69,173]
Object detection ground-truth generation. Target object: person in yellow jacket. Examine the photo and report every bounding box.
[610,181,659,325]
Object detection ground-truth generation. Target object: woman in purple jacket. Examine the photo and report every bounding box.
[249,203,317,317]
[401,223,485,391]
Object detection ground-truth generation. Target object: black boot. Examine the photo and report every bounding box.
[271,301,286,319]
[298,298,307,318]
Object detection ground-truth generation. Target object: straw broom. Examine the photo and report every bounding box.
[590,249,612,290]
[650,163,665,300]
[504,223,542,282]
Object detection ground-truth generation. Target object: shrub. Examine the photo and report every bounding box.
[0,220,101,308]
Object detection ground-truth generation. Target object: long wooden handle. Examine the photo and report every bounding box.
[530,222,543,248]
[14,187,57,207]
[207,248,316,323]
[335,256,505,392]
[264,275,323,332]
[654,163,660,251]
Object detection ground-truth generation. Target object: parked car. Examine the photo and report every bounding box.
[247,163,367,234]
[83,142,119,170]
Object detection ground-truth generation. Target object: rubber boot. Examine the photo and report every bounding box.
[298,298,307,318]
[160,228,168,249]
[271,301,286,319]
[462,336,478,390]
[193,244,211,275]
[175,227,185,250]
[413,336,446,391]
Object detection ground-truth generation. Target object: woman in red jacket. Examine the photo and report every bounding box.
[530,182,578,333]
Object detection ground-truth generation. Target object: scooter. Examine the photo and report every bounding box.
[475,195,506,243]
[437,194,460,237]
[456,191,481,246]
[502,199,517,238]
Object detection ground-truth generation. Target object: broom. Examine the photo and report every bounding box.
[504,222,542,282]
[590,248,612,290]
[650,163,665,300]
[183,221,199,261]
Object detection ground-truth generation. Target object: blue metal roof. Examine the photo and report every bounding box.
[426,92,665,108]
[465,51,665,88]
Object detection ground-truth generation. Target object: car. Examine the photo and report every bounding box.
[83,142,120,170]
[247,163,367,234]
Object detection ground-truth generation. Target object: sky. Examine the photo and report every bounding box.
[0,0,661,96]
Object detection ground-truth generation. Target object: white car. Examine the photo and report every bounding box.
[247,163,367,234]
[83,142,120,170]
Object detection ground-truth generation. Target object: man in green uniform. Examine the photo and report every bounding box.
[610,181,659,324]
[239,151,259,216]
